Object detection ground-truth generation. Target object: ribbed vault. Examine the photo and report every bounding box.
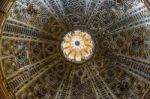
[0,0,150,99]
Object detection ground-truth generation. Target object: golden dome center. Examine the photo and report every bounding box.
[61,30,94,63]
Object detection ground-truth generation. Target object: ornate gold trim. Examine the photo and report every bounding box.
[0,0,16,98]
[143,0,150,10]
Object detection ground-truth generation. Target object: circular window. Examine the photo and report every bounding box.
[61,30,94,63]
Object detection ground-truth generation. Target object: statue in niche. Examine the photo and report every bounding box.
[27,3,38,16]
[131,34,144,52]
[120,76,130,91]
[116,0,123,4]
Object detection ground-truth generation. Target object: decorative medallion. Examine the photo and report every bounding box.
[61,30,94,63]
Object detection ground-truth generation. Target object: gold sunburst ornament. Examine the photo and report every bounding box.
[61,30,94,63]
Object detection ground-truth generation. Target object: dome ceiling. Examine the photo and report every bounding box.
[0,0,150,99]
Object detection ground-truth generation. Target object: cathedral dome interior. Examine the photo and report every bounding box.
[0,0,150,99]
